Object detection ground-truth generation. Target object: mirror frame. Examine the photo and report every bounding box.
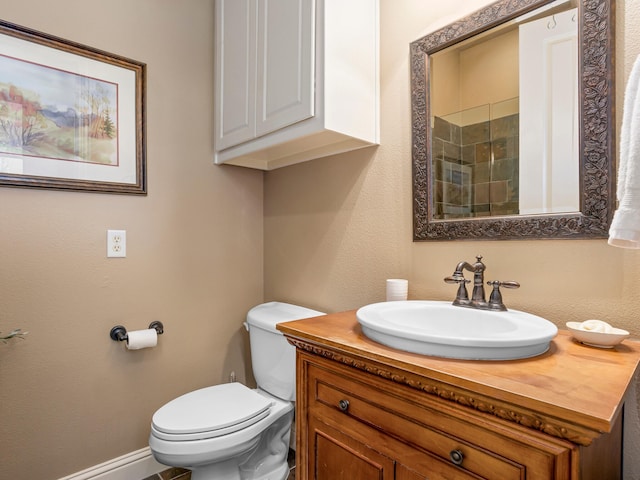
[411,0,615,241]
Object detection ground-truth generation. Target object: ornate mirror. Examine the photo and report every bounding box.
[411,0,614,240]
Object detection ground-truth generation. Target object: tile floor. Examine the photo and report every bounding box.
[142,467,191,480]
[143,449,296,480]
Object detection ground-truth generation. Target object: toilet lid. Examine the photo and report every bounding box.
[152,383,273,440]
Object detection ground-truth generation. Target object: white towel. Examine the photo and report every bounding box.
[609,54,640,248]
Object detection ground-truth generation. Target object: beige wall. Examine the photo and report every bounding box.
[431,51,461,118]
[266,0,640,469]
[1,0,637,478]
[459,29,519,112]
[0,1,263,478]
[265,0,640,473]
[432,28,519,120]
[265,0,640,334]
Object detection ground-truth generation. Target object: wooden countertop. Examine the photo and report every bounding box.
[278,310,640,445]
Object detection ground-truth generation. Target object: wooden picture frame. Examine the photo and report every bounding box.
[0,20,146,194]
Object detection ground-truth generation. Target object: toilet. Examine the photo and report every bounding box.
[148,302,324,480]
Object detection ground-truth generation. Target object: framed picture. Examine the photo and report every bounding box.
[0,20,146,195]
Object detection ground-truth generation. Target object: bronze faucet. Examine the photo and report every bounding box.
[444,255,519,311]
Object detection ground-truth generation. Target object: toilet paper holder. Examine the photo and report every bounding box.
[109,321,164,342]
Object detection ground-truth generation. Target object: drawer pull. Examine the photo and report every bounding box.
[449,449,464,466]
[338,399,350,412]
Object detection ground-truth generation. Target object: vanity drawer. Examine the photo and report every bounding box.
[310,365,521,479]
[302,354,572,480]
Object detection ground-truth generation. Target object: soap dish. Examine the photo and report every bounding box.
[566,321,630,348]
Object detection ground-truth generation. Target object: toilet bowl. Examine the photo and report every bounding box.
[148,302,324,480]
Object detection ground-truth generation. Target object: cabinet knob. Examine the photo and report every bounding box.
[449,449,464,466]
[338,399,350,412]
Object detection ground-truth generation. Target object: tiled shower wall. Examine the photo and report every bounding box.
[432,114,519,218]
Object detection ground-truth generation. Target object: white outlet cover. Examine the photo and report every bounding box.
[107,230,126,258]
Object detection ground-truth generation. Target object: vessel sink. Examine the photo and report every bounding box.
[356,300,558,360]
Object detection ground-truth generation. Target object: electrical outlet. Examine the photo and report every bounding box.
[107,230,127,258]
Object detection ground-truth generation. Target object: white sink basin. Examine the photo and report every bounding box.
[357,300,558,360]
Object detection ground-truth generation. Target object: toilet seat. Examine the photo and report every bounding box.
[151,383,273,441]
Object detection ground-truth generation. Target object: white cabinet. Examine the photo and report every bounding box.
[256,0,315,138]
[214,0,379,170]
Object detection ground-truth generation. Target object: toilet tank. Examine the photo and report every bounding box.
[246,302,324,401]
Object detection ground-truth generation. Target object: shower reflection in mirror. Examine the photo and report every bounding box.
[430,7,578,220]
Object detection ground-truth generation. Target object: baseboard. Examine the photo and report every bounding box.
[58,447,165,480]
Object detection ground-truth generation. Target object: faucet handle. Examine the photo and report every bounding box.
[445,275,471,305]
[444,275,468,284]
[486,280,520,311]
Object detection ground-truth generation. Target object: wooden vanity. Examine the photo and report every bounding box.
[277,310,640,480]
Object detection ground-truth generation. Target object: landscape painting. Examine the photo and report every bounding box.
[0,20,146,194]
[0,54,119,166]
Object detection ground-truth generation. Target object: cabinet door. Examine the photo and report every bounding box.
[215,0,256,149]
[255,0,315,137]
[308,415,481,480]
[396,465,426,480]
[309,416,395,480]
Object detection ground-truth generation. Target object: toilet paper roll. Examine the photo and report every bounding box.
[126,328,158,350]
[386,279,408,301]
